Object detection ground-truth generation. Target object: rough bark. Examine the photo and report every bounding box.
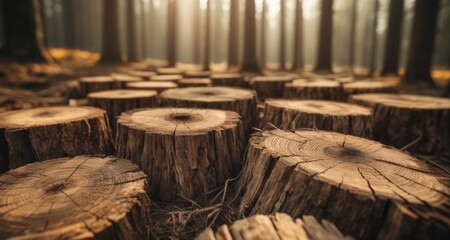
[315,0,333,73]
[0,107,113,172]
[126,0,138,62]
[125,70,156,80]
[210,73,246,88]
[178,78,212,88]
[126,81,178,93]
[236,130,450,240]
[241,0,259,72]
[184,70,212,79]
[79,76,116,97]
[156,67,185,75]
[261,99,372,138]
[99,0,122,62]
[197,213,354,240]
[159,87,258,131]
[284,79,343,101]
[342,80,399,100]
[250,76,293,101]
[111,73,144,89]
[349,93,450,155]
[0,155,150,239]
[116,108,245,202]
[150,74,183,83]
[381,0,404,76]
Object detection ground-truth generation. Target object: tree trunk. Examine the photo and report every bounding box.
[228,0,239,70]
[249,76,293,101]
[167,0,176,67]
[342,80,399,100]
[0,155,149,239]
[99,0,122,62]
[210,73,246,88]
[178,78,212,88]
[284,79,343,100]
[349,93,450,155]
[315,0,333,73]
[381,0,404,76]
[197,213,353,240]
[0,106,113,172]
[126,81,178,93]
[79,76,116,97]
[348,0,357,72]
[403,0,440,84]
[116,108,245,202]
[62,0,75,49]
[126,0,138,61]
[260,99,372,138]
[293,0,304,70]
[236,129,450,239]
[241,0,258,72]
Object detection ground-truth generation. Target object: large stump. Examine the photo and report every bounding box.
[197,213,353,240]
[126,81,178,93]
[0,155,150,239]
[87,90,159,136]
[260,99,372,138]
[178,78,212,88]
[79,76,115,97]
[125,70,156,80]
[0,106,113,172]
[184,70,211,78]
[150,74,183,83]
[342,80,398,100]
[116,108,245,202]
[237,130,450,239]
[111,73,144,89]
[156,67,185,75]
[249,76,293,101]
[349,93,450,155]
[159,87,258,131]
[210,73,246,88]
[284,79,343,100]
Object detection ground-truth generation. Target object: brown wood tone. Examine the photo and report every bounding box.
[210,73,246,88]
[116,108,245,202]
[349,93,450,155]
[99,0,122,62]
[236,130,450,239]
[156,67,185,75]
[126,81,178,93]
[184,70,212,78]
[111,73,144,89]
[125,70,157,80]
[150,74,183,83]
[250,76,293,101]
[160,87,258,131]
[197,213,353,240]
[284,79,343,100]
[178,78,212,88]
[0,156,150,239]
[0,106,113,172]
[79,76,116,97]
[315,0,333,72]
[87,90,159,136]
[261,99,372,138]
[342,80,398,100]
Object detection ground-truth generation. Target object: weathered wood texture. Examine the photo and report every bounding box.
[87,90,159,136]
[111,73,144,89]
[79,76,116,97]
[116,108,245,202]
[0,107,113,172]
[237,130,450,239]
[150,74,183,83]
[350,93,450,155]
[178,78,212,88]
[156,67,185,75]
[197,213,354,240]
[284,79,343,101]
[211,73,247,88]
[184,70,212,78]
[126,81,178,93]
[0,156,150,239]
[260,100,372,138]
[160,87,258,131]
[250,76,293,101]
[342,80,398,100]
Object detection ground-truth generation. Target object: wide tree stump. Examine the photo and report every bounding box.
[184,70,211,78]
[178,78,212,88]
[156,67,185,75]
[210,73,246,88]
[126,81,178,93]
[0,106,113,172]
[237,130,450,239]
[159,87,258,130]
[343,80,398,100]
[116,108,245,202]
[125,70,156,80]
[111,73,144,89]
[150,74,183,83]
[79,76,115,97]
[249,76,293,101]
[0,155,150,239]
[349,93,450,155]
[87,90,159,136]
[197,213,353,240]
[284,79,343,101]
[260,99,372,138]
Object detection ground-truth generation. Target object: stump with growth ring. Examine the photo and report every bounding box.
[250,76,293,101]
[79,76,115,97]
[111,73,144,89]
[210,73,246,88]
[342,80,398,100]
[284,79,343,100]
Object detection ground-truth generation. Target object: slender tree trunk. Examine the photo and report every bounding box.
[381,0,404,76]
[203,0,210,70]
[62,0,76,49]
[140,0,147,59]
[167,0,176,67]
[369,0,379,75]
[279,0,286,71]
[293,0,303,70]
[99,0,122,62]
[228,0,239,70]
[315,0,333,73]
[348,0,357,73]
[242,0,258,72]
[403,0,440,84]
[126,0,138,61]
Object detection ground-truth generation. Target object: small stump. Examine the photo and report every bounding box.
[87,90,159,136]
[0,155,150,239]
[0,106,113,172]
[125,70,156,80]
[116,108,245,202]
[237,130,450,239]
[156,67,185,75]
[343,80,398,100]
[178,78,212,88]
[79,76,115,97]
[126,81,178,93]
[350,93,450,155]
[184,70,211,78]
[284,79,343,100]
[261,99,372,138]
[197,213,353,240]
[250,76,293,101]
[210,73,245,88]
[150,74,183,83]
[160,87,258,130]
[111,73,144,89]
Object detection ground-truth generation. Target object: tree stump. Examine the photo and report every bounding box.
[284,79,343,101]
[237,130,450,239]
[116,108,245,202]
[150,74,183,83]
[125,70,156,80]
[178,78,212,88]
[0,155,150,239]
[210,73,246,88]
[342,80,398,100]
[159,87,258,131]
[111,73,144,89]
[184,70,211,78]
[79,76,115,97]
[249,76,293,101]
[126,81,178,93]
[197,213,353,240]
[0,106,113,172]
[349,93,450,155]
[87,90,159,136]
[156,67,185,75]
[260,99,372,138]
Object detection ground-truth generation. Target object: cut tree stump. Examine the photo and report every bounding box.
[237,130,450,239]
[150,74,183,83]
[126,81,178,93]
[196,213,354,240]
[210,73,246,88]
[284,79,343,101]
[249,76,293,101]
[160,87,258,131]
[125,70,157,80]
[349,93,450,155]
[116,108,245,202]
[0,155,150,239]
[111,73,144,89]
[79,76,115,97]
[156,67,185,75]
[0,106,113,172]
[87,90,159,136]
[178,78,212,88]
[184,70,211,78]
[260,99,372,138]
[342,80,398,100]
